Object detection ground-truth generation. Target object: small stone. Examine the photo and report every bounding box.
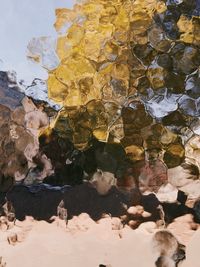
[128,220,139,229]
[136,205,144,215]
[138,221,157,233]
[0,216,8,231]
[120,215,128,222]
[127,206,138,215]
[0,257,6,267]
[142,211,152,218]
[7,232,18,245]
[111,217,123,230]
[57,200,67,221]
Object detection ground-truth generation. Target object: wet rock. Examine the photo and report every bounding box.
[185,68,200,98]
[122,100,153,138]
[163,142,185,168]
[147,60,168,90]
[162,111,187,129]
[152,230,185,267]
[165,72,185,94]
[144,89,179,118]
[116,163,141,193]
[171,43,200,75]
[185,135,200,170]
[138,159,168,193]
[157,54,173,70]
[0,71,24,110]
[178,95,200,117]
[25,79,61,110]
[27,37,60,71]
[148,25,172,52]
[90,170,117,195]
[132,43,156,66]
[155,9,180,40]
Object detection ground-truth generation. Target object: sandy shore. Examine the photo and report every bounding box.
[0,214,199,267]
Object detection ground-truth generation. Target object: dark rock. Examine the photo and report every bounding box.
[193,199,200,223]
[7,185,63,221]
[0,71,24,111]
[63,183,141,220]
[178,95,200,117]
[185,69,200,99]
[5,183,141,222]
[172,44,200,75]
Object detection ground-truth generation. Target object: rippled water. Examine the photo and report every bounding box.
[1,0,200,195]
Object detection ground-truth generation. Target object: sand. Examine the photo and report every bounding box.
[0,215,199,267]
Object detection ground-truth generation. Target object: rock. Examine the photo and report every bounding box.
[7,184,63,221]
[138,221,157,233]
[0,72,56,187]
[167,218,196,245]
[57,200,67,222]
[7,232,18,245]
[0,71,24,110]
[185,135,200,171]
[171,44,200,75]
[66,213,96,233]
[0,216,8,231]
[163,143,185,168]
[142,211,152,218]
[0,257,6,267]
[174,214,194,224]
[178,95,200,117]
[193,199,200,223]
[128,220,139,229]
[181,229,200,266]
[116,165,140,193]
[127,206,138,215]
[27,37,60,71]
[139,159,168,193]
[111,217,122,230]
[6,182,140,222]
[168,163,199,189]
[148,25,172,52]
[147,61,167,90]
[90,170,117,195]
[155,256,176,267]
[152,230,185,266]
[25,79,61,110]
[144,89,179,119]
[155,183,178,203]
[136,205,144,215]
[185,68,200,99]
